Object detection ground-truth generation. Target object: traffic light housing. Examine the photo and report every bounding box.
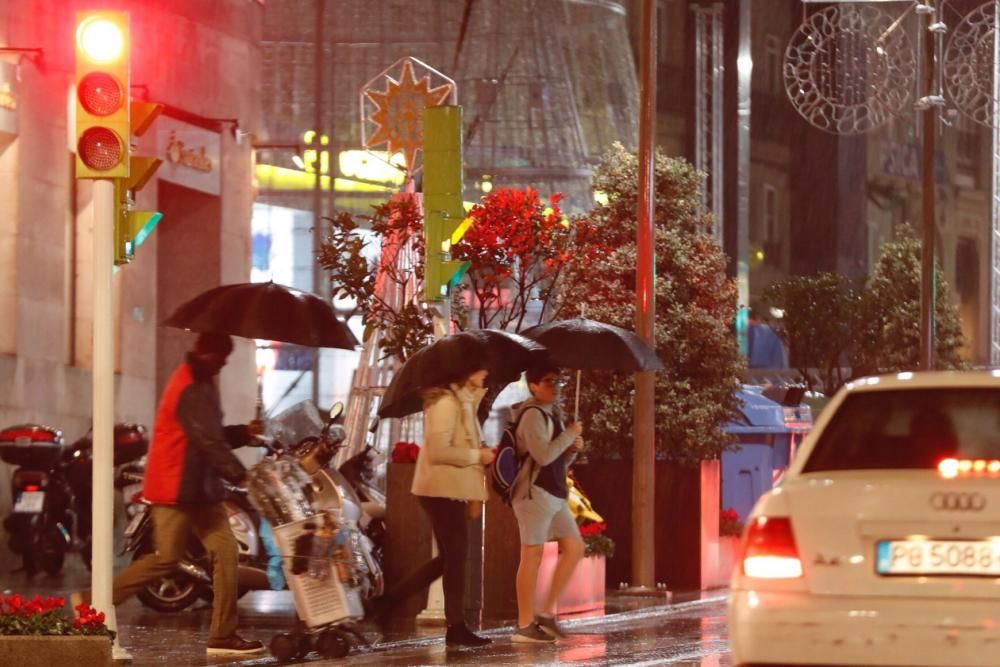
[113,178,163,266]
[422,105,471,301]
[75,12,130,178]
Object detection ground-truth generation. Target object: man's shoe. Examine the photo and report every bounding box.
[512,622,556,643]
[445,624,492,647]
[206,635,266,655]
[535,613,568,639]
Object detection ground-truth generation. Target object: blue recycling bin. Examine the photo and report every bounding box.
[721,386,812,523]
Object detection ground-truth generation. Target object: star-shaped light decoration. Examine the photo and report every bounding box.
[362,58,455,172]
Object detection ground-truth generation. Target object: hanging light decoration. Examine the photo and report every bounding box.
[784,3,917,134]
[943,1,997,128]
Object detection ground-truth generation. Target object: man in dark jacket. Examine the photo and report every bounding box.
[75,333,263,655]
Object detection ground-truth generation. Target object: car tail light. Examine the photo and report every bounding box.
[742,516,803,579]
[938,458,1000,479]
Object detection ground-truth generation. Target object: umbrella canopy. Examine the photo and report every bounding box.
[521,318,663,372]
[378,329,546,419]
[163,281,358,350]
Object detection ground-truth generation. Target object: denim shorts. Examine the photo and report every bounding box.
[512,486,581,546]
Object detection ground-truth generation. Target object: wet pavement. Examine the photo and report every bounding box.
[1,556,732,666]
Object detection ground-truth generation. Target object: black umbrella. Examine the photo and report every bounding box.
[163,281,358,350]
[521,318,663,419]
[378,329,546,419]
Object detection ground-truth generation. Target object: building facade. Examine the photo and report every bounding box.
[0,0,263,533]
[629,0,994,363]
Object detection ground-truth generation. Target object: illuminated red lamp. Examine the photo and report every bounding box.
[938,458,1000,479]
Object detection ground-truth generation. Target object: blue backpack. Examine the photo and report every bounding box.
[490,406,549,504]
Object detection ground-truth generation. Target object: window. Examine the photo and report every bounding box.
[803,389,1000,472]
[657,0,684,65]
[764,34,783,95]
[763,184,778,241]
[956,113,980,168]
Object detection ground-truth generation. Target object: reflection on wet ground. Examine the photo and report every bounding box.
[1,558,731,666]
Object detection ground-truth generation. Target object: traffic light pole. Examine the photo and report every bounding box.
[91,178,125,657]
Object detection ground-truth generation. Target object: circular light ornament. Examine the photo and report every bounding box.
[78,72,124,116]
[944,2,997,128]
[76,17,124,64]
[78,127,124,171]
[784,4,916,134]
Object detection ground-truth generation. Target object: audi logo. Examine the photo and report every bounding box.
[929,492,987,512]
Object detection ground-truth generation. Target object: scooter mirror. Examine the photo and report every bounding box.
[329,401,344,422]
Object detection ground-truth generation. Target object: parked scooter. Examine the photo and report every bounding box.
[283,402,384,601]
[120,455,278,612]
[1,423,149,576]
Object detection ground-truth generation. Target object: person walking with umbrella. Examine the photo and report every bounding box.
[510,363,585,643]
[73,333,265,655]
[379,362,496,647]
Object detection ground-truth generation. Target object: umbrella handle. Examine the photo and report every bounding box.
[574,369,581,422]
[255,372,264,421]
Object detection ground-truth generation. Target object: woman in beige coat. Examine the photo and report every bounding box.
[377,367,495,646]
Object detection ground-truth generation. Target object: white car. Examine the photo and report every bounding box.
[729,371,1000,667]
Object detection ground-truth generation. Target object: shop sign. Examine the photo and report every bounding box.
[0,62,18,136]
[156,116,220,195]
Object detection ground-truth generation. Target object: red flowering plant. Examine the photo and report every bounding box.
[720,507,744,537]
[451,187,605,332]
[390,441,421,463]
[0,594,114,640]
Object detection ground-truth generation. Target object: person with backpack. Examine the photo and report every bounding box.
[509,364,585,643]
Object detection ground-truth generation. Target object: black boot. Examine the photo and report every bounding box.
[445,624,492,647]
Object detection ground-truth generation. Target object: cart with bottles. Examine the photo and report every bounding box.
[246,405,370,661]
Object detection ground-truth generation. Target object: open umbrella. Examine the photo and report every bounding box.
[521,318,663,419]
[378,329,546,419]
[163,281,358,349]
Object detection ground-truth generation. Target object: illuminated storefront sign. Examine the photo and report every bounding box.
[0,62,18,136]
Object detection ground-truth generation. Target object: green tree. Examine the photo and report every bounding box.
[561,144,744,464]
[761,273,857,396]
[316,195,433,361]
[851,224,966,375]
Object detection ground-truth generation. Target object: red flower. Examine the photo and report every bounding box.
[391,441,420,463]
[579,521,606,537]
[4,594,23,613]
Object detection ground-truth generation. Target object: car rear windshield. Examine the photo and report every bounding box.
[802,387,1000,472]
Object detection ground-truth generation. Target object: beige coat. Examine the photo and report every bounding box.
[410,384,488,502]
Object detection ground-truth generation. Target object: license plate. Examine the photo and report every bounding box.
[123,508,146,538]
[13,491,44,514]
[876,540,1000,576]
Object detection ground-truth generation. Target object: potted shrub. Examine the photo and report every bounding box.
[0,594,114,667]
[716,507,744,586]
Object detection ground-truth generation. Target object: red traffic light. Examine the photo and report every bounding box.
[78,72,124,116]
[78,127,124,171]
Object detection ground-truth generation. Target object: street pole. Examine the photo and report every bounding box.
[992,0,1000,366]
[311,0,325,405]
[736,0,751,356]
[91,178,124,657]
[632,0,656,591]
[919,1,937,370]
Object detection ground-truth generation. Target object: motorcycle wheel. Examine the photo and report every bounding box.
[133,542,201,612]
[28,517,66,577]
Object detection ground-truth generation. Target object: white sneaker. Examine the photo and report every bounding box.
[511,622,555,643]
